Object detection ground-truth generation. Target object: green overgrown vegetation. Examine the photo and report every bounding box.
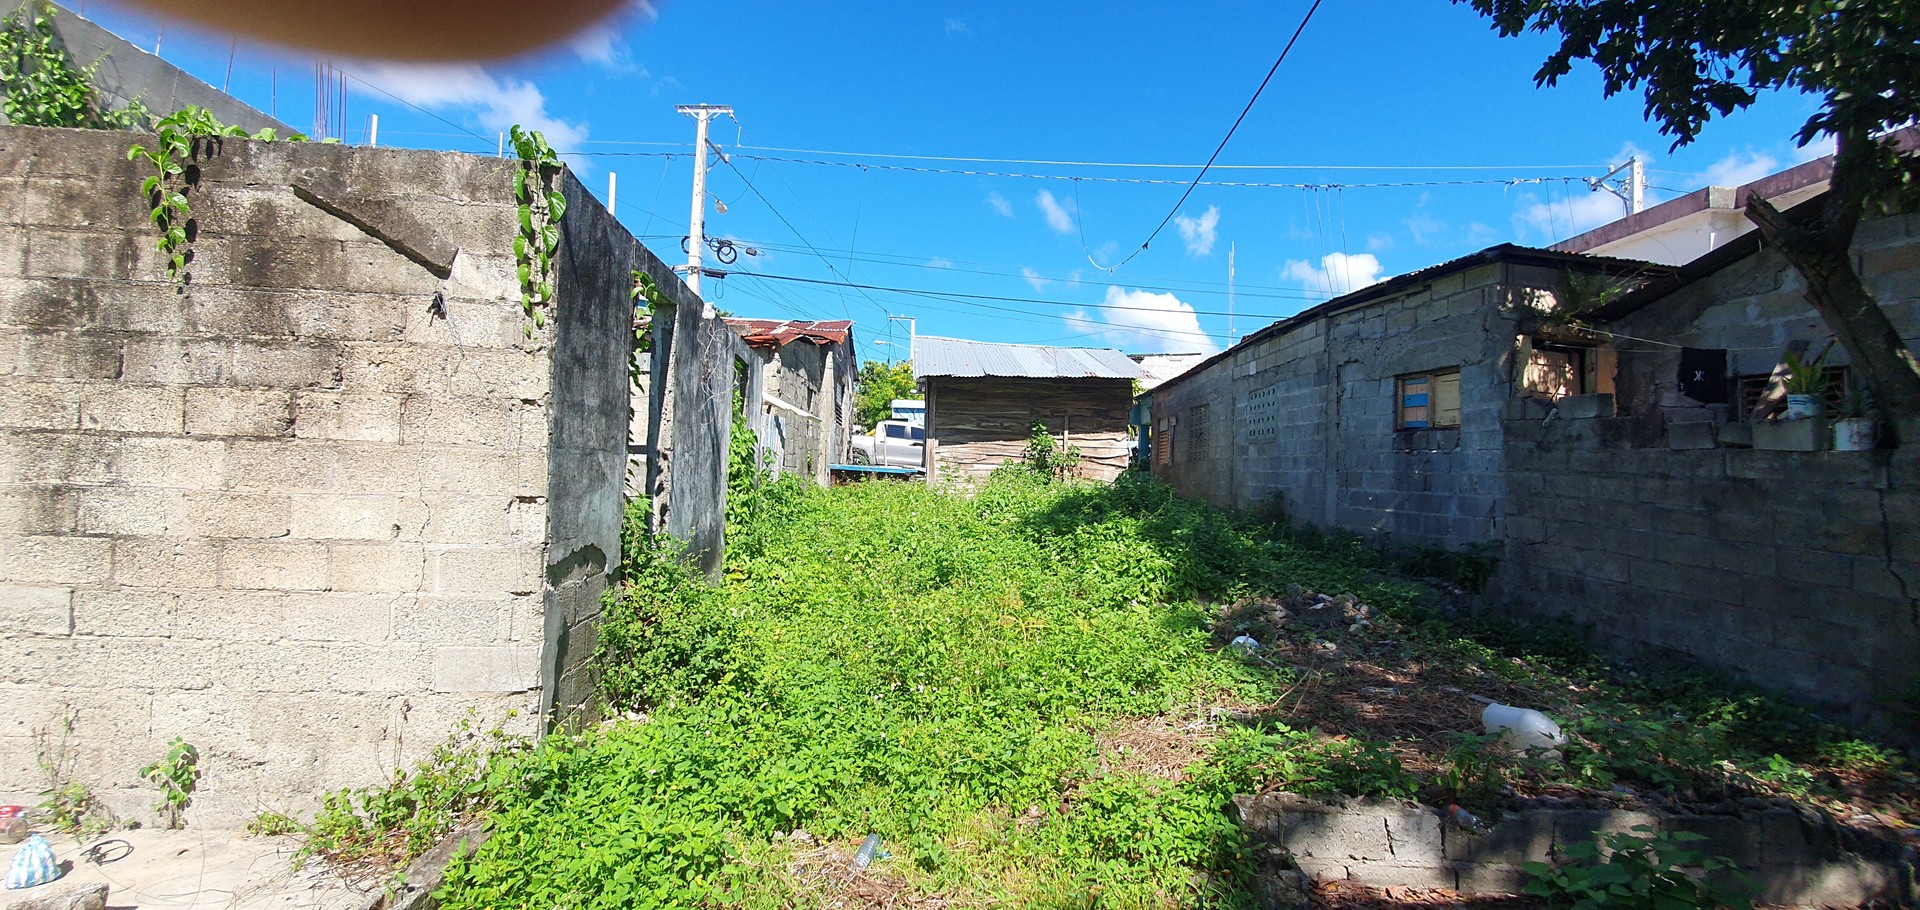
[299,474,1911,908]
[1,2,148,129]
[126,106,306,282]
[139,736,199,829]
[853,359,916,430]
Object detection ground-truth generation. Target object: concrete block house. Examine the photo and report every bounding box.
[913,336,1146,483]
[1144,202,1920,731]
[725,318,856,485]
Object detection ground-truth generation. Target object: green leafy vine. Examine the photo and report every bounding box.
[126,106,303,282]
[2,2,149,129]
[509,125,565,337]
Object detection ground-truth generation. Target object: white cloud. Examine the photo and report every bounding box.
[1403,210,1444,246]
[1793,135,1837,163]
[1173,205,1220,256]
[1021,267,1050,293]
[926,257,955,269]
[1064,287,1218,355]
[1694,149,1781,188]
[1513,190,1628,244]
[1282,252,1386,297]
[944,16,972,35]
[350,63,590,165]
[1036,190,1075,234]
[1365,231,1395,253]
[985,190,1014,218]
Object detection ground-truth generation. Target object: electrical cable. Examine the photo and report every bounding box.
[716,152,893,322]
[1087,0,1325,273]
[730,144,1601,172]
[719,270,1289,321]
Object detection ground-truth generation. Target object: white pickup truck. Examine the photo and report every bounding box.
[849,419,925,469]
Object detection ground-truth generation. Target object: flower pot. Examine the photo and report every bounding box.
[1832,417,1876,451]
[1783,394,1824,419]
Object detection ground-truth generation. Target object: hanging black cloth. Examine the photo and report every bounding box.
[1677,347,1728,403]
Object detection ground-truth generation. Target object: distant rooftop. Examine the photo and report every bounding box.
[723,319,854,348]
[913,336,1147,381]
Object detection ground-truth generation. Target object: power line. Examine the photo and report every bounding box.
[715,270,1293,321]
[1091,0,1326,273]
[337,69,494,147]
[716,152,893,322]
[729,144,1602,172]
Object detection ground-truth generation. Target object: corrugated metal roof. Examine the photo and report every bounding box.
[913,336,1147,380]
[723,319,855,348]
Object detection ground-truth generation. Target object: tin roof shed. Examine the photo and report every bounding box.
[912,336,1147,381]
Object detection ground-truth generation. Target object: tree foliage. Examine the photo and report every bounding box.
[1,3,148,129]
[853,359,915,430]
[1457,0,1920,418]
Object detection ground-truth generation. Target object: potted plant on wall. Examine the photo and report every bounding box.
[1780,348,1831,420]
[1832,373,1875,451]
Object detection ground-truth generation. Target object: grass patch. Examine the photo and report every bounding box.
[301,471,1913,908]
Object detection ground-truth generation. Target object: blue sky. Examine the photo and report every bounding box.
[72,0,1829,362]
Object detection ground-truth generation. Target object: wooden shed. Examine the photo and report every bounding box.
[913,336,1147,483]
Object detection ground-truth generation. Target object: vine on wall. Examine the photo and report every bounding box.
[126,106,306,283]
[509,125,564,337]
[1,2,148,129]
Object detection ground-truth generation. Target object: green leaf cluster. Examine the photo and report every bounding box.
[126,106,300,282]
[139,736,199,829]
[1524,826,1752,910]
[852,359,916,431]
[1,3,148,130]
[509,125,564,337]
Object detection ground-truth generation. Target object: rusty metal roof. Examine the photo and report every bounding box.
[913,336,1147,380]
[724,319,854,349]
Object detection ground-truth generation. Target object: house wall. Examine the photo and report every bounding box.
[925,377,1133,482]
[1498,212,1920,732]
[1151,263,1559,549]
[1499,415,1920,732]
[751,338,851,485]
[0,125,630,823]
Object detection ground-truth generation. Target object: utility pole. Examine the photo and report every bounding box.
[1227,242,1237,348]
[368,114,378,147]
[675,103,732,307]
[607,171,617,215]
[888,314,917,361]
[1587,155,1647,216]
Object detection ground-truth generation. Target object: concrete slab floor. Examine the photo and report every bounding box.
[3,828,374,910]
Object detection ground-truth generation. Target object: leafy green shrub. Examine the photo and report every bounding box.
[305,718,526,868]
[140,737,199,829]
[1524,825,1751,910]
[1,3,149,129]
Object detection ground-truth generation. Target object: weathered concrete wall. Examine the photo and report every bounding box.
[1234,793,1913,905]
[1500,416,1920,734]
[649,301,757,576]
[0,125,630,824]
[748,336,852,484]
[924,377,1134,483]
[1152,262,1541,548]
[40,2,290,133]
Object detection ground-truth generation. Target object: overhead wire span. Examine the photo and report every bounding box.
[1086,0,1326,273]
[713,270,1291,321]
[715,152,893,322]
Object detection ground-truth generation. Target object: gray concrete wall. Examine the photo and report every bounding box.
[651,301,757,577]
[0,125,629,824]
[1152,263,1538,549]
[39,2,290,133]
[1234,793,1912,905]
[750,337,853,485]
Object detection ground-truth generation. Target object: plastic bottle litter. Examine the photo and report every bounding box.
[0,807,25,846]
[853,833,883,870]
[1480,701,1566,756]
[1228,635,1259,653]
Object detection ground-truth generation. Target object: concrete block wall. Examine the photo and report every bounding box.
[1233,793,1914,905]
[1499,415,1920,733]
[0,125,635,824]
[1153,263,1537,549]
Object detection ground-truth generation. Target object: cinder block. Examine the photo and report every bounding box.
[112,436,228,490]
[430,644,542,693]
[181,492,292,539]
[431,547,542,595]
[1716,421,1752,447]
[395,594,513,643]
[1752,418,1828,452]
[1666,422,1716,450]
[289,493,429,540]
[11,331,124,379]
[1445,810,1554,864]
[399,396,512,447]
[1450,862,1531,895]
[1665,814,1759,867]
[71,589,175,638]
[1552,810,1662,858]
[0,378,79,429]
[0,488,79,534]
[221,540,330,590]
[174,590,288,642]
[0,584,73,635]
[282,592,397,642]
[2,534,112,584]
[111,537,220,588]
[184,388,293,437]
[292,391,403,443]
[77,385,185,434]
[328,543,426,592]
[75,487,188,536]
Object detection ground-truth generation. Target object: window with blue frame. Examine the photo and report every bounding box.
[1397,369,1461,429]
